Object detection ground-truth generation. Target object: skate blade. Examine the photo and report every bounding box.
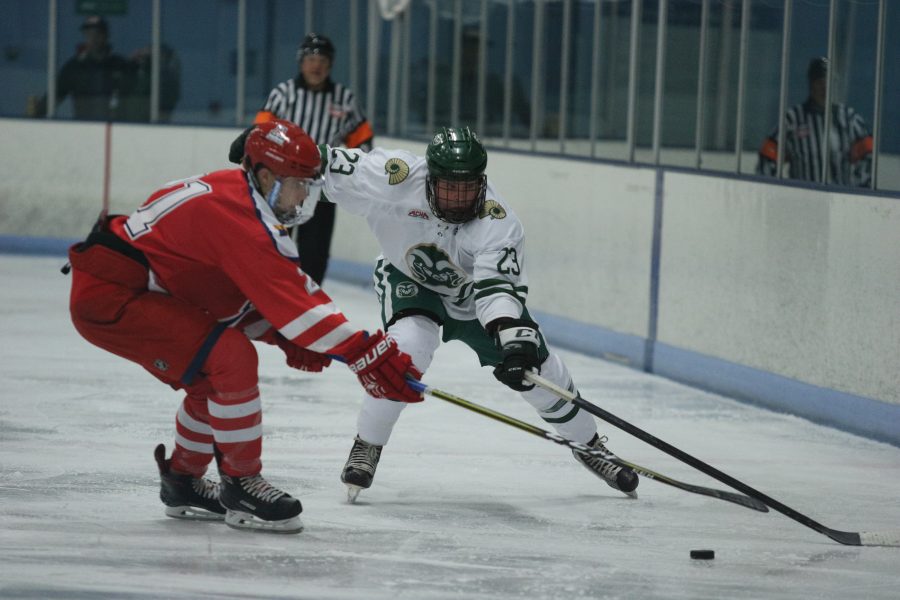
[345,484,362,504]
[164,505,226,521]
[224,510,303,534]
[604,481,639,499]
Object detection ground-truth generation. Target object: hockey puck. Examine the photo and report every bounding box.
[690,549,715,560]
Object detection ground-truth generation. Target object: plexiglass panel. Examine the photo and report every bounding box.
[4,0,898,191]
[2,1,49,119]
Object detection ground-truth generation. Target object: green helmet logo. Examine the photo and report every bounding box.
[425,127,488,224]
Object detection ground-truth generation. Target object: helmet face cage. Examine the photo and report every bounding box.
[425,127,488,224]
[242,119,323,226]
[267,175,324,227]
[426,174,487,224]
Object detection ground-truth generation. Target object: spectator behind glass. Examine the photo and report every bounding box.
[120,44,182,122]
[756,57,874,188]
[27,15,132,121]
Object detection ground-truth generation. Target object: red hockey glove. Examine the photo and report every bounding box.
[275,334,332,373]
[344,331,423,403]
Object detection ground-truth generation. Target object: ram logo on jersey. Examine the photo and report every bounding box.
[406,244,466,289]
[385,158,410,185]
[479,199,506,220]
[395,282,419,298]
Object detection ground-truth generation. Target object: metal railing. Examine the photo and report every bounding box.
[35,0,892,190]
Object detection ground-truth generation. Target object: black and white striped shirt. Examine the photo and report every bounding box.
[259,75,372,150]
[757,99,872,187]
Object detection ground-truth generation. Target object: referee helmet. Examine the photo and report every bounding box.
[807,57,828,82]
[297,33,335,62]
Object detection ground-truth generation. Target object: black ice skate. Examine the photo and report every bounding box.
[572,434,639,499]
[218,471,303,534]
[341,435,383,503]
[154,444,226,521]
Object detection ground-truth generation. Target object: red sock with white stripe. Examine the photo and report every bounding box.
[199,328,264,477]
[170,388,215,477]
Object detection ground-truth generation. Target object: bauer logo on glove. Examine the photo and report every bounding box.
[347,337,392,374]
[342,331,423,403]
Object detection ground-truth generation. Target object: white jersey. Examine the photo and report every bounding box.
[321,145,529,325]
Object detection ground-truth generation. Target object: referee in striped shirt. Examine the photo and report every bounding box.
[756,57,873,188]
[253,33,373,284]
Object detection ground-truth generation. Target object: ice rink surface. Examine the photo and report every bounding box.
[2,254,898,599]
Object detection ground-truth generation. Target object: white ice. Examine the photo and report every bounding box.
[1,254,898,600]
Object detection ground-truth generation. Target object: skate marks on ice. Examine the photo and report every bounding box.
[1,255,900,599]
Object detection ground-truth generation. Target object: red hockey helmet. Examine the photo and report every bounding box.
[243,119,321,179]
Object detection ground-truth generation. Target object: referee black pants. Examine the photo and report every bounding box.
[291,200,335,285]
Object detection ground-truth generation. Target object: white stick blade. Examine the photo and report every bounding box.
[859,530,900,547]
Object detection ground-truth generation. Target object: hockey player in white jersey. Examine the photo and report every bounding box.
[317,126,639,502]
[228,123,640,501]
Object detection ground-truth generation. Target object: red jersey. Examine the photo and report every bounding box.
[109,168,362,355]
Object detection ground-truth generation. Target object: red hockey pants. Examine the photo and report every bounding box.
[68,242,264,477]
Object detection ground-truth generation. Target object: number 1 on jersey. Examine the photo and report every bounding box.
[125,180,212,239]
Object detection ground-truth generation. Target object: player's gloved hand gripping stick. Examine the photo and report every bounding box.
[341,331,423,403]
[491,319,541,392]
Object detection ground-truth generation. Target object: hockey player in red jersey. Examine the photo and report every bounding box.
[67,119,422,534]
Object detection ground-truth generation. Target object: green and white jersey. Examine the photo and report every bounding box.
[320,145,528,325]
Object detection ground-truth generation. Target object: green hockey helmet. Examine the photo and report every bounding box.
[425,127,488,224]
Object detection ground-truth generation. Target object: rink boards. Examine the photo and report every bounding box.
[1,118,897,445]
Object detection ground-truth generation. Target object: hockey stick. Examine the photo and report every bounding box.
[404,379,768,513]
[524,371,900,547]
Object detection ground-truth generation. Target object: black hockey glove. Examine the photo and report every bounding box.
[228,125,254,164]
[491,319,541,392]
